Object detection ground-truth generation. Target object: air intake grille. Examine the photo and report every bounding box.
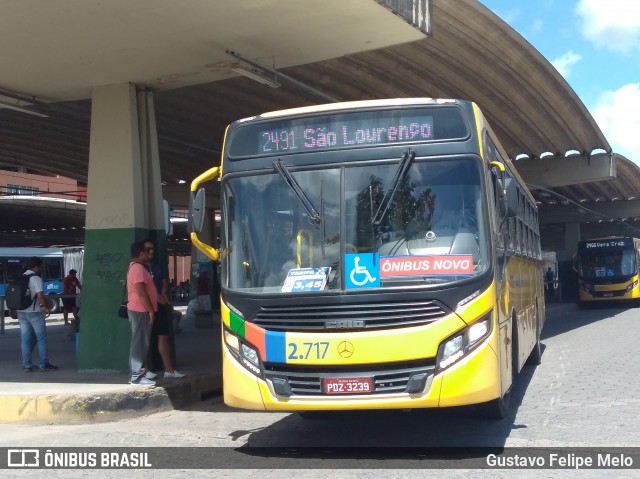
[253,300,448,331]
[264,360,435,396]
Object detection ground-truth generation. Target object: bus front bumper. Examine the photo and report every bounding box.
[222,339,500,411]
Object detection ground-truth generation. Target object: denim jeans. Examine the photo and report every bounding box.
[17,310,49,369]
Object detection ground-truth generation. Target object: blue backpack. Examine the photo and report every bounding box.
[5,273,36,311]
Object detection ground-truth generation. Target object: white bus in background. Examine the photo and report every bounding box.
[0,247,83,313]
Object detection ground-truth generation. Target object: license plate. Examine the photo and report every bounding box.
[603,293,613,297]
[324,377,373,395]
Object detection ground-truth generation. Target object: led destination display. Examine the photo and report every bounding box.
[227,106,468,158]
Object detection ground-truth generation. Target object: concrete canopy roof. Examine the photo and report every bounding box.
[1,0,639,247]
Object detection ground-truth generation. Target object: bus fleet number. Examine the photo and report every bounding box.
[288,342,330,360]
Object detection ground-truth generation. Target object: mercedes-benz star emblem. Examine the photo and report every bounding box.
[337,341,354,358]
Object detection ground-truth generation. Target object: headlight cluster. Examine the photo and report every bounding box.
[626,280,638,292]
[579,281,591,294]
[436,312,493,372]
[224,328,263,377]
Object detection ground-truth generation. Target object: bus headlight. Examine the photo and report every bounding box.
[224,328,263,378]
[626,280,638,292]
[436,312,493,372]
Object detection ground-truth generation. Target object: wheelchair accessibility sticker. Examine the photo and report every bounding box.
[346,253,380,289]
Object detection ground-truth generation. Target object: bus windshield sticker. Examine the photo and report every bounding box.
[345,253,380,289]
[380,255,473,277]
[281,267,331,293]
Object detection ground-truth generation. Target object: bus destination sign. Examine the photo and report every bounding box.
[259,117,434,153]
[584,238,630,249]
[227,106,469,158]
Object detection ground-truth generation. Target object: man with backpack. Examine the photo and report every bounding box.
[11,256,58,372]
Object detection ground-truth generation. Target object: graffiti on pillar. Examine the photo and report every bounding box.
[95,251,125,283]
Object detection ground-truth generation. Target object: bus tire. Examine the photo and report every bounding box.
[526,301,542,366]
[47,296,60,314]
[477,316,516,420]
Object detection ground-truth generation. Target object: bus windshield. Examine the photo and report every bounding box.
[578,248,636,280]
[221,157,489,293]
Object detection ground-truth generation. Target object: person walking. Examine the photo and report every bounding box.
[126,241,157,386]
[143,239,185,380]
[62,268,82,338]
[18,256,58,372]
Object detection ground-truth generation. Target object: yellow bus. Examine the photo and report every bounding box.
[190,98,544,419]
[575,236,640,306]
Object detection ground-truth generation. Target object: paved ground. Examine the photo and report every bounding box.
[0,306,222,423]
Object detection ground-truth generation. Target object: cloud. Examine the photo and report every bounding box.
[592,83,640,164]
[551,50,581,78]
[575,0,640,53]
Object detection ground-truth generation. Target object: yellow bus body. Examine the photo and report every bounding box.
[193,99,544,414]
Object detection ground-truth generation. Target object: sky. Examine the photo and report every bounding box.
[480,0,640,165]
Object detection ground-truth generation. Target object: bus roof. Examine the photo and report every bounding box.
[0,247,63,258]
[243,98,461,122]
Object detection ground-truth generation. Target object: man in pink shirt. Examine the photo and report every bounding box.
[126,241,158,386]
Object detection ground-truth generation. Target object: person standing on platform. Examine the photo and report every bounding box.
[143,239,185,380]
[62,269,82,338]
[18,256,58,372]
[126,241,157,386]
[545,267,555,297]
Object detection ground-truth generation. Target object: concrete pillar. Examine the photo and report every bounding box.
[78,83,164,371]
[558,222,581,301]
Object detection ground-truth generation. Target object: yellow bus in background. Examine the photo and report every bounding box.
[575,236,640,306]
[190,98,544,419]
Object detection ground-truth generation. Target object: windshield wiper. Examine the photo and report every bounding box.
[371,148,416,226]
[274,159,322,227]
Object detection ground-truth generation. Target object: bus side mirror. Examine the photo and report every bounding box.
[189,188,206,234]
[572,253,578,272]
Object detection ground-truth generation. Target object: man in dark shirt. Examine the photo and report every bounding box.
[143,240,185,379]
[545,267,555,296]
[62,269,82,338]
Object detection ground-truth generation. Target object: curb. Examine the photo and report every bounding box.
[0,372,222,424]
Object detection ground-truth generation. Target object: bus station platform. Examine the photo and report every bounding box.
[0,306,223,424]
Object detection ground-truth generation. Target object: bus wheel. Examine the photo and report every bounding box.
[47,297,60,314]
[478,391,511,420]
[526,302,542,366]
[477,317,516,420]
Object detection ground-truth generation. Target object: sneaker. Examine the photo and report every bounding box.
[164,370,186,379]
[40,363,59,372]
[24,366,33,373]
[129,376,156,387]
[145,371,157,379]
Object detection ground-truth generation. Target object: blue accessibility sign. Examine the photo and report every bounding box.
[345,253,380,289]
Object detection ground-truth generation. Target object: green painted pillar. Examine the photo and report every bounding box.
[78,84,165,371]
